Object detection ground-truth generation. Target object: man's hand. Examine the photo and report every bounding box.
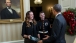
[43,35,50,40]
[50,24,52,28]
[38,34,40,39]
[37,40,43,43]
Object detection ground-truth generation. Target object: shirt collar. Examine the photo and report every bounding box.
[55,12,61,18]
[7,7,9,9]
[7,7,11,9]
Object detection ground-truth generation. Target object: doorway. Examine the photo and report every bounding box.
[30,6,42,21]
[30,0,58,22]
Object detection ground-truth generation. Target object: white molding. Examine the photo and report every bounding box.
[23,0,30,18]
[0,40,24,43]
[75,0,76,7]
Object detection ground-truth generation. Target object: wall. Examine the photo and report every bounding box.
[42,0,58,18]
[30,0,58,18]
[58,0,75,12]
[0,0,30,42]
[0,23,23,42]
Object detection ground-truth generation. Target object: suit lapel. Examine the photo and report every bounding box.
[56,14,62,18]
[53,14,62,27]
[6,8,13,14]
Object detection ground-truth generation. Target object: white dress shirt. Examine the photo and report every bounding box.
[55,12,61,18]
[7,7,13,14]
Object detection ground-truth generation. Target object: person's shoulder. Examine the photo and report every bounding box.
[56,14,62,19]
[22,21,26,25]
[55,16,62,23]
[1,8,7,11]
[12,8,16,11]
[2,8,7,10]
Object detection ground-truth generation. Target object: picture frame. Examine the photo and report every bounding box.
[0,0,24,23]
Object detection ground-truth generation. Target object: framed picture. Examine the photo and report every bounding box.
[0,0,24,23]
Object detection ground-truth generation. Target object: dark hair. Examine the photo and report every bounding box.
[4,0,12,3]
[26,11,33,18]
[40,11,44,13]
[53,4,61,12]
[39,11,45,15]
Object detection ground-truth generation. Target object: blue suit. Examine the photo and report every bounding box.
[43,14,67,43]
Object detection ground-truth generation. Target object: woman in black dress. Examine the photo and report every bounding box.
[21,11,38,43]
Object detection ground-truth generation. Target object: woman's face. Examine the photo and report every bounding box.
[29,12,34,20]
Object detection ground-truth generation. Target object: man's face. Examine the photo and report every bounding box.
[5,1,11,7]
[39,13,45,20]
[52,8,55,16]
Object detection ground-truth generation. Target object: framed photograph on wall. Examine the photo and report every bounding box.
[0,0,24,23]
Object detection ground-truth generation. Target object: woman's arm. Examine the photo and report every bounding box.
[21,22,29,38]
[23,35,28,38]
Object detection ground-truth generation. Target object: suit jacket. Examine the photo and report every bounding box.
[43,14,67,43]
[0,8,20,19]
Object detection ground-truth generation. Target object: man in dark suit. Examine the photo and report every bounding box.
[38,4,67,43]
[0,0,20,19]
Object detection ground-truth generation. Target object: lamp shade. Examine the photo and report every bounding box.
[34,0,42,4]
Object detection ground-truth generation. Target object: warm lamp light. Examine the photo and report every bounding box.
[48,7,53,12]
[34,0,42,4]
